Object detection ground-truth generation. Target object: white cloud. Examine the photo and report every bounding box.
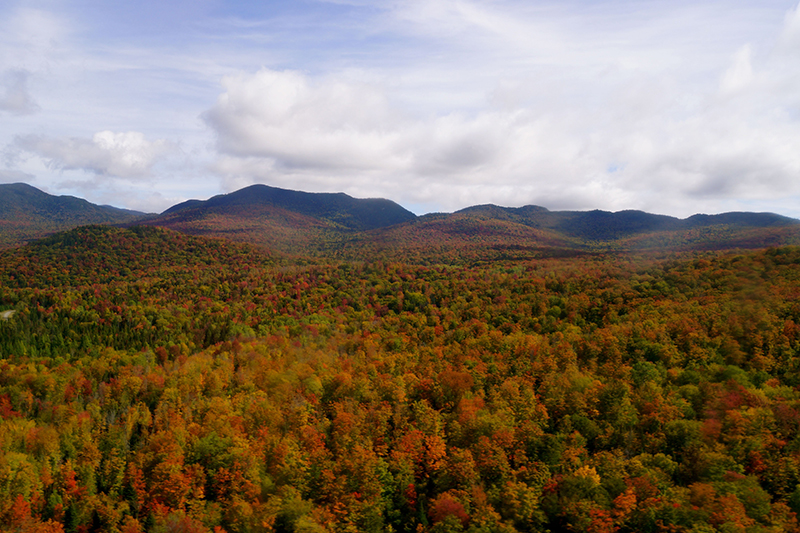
[15,131,177,180]
[0,7,69,72]
[778,2,800,47]
[720,45,754,94]
[205,68,535,197]
[205,12,800,218]
[204,68,407,171]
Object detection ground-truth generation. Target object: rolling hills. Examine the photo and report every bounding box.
[162,183,417,231]
[139,186,800,260]
[0,182,148,247]
[2,182,799,260]
[141,183,417,257]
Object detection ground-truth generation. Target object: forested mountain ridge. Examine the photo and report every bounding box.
[127,184,418,257]
[140,186,800,259]
[2,182,799,257]
[159,184,417,231]
[3,225,800,531]
[324,208,800,264]
[455,204,798,237]
[0,183,148,247]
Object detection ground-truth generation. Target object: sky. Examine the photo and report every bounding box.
[1,0,800,218]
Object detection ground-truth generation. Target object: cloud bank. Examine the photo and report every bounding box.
[203,32,800,215]
[15,131,177,180]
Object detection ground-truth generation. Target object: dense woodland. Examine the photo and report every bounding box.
[2,225,800,532]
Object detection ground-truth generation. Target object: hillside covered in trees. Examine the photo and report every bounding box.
[0,184,148,248]
[3,182,799,258]
[2,225,800,532]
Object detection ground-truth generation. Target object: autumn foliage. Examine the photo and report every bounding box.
[1,225,800,532]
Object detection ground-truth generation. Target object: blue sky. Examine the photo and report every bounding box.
[1,0,800,217]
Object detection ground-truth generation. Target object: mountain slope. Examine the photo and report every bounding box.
[142,183,418,256]
[443,205,800,251]
[0,224,271,288]
[3,181,799,259]
[146,186,800,261]
[162,184,417,231]
[0,182,148,247]
[454,204,799,240]
[143,200,343,256]
[320,211,584,263]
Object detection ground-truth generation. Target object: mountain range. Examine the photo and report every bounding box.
[2,181,799,260]
[0,183,147,248]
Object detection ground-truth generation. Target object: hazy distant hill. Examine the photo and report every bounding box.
[347,204,795,261]
[141,184,418,255]
[162,184,417,231]
[454,204,799,239]
[0,183,147,247]
[3,181,799,259]
[139,187,800,260]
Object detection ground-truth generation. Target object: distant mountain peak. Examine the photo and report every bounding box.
[0,182,148,247]
[160,183,417,231]
[3,181,800,257]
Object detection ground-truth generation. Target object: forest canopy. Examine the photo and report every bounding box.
[2,225,800,532]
